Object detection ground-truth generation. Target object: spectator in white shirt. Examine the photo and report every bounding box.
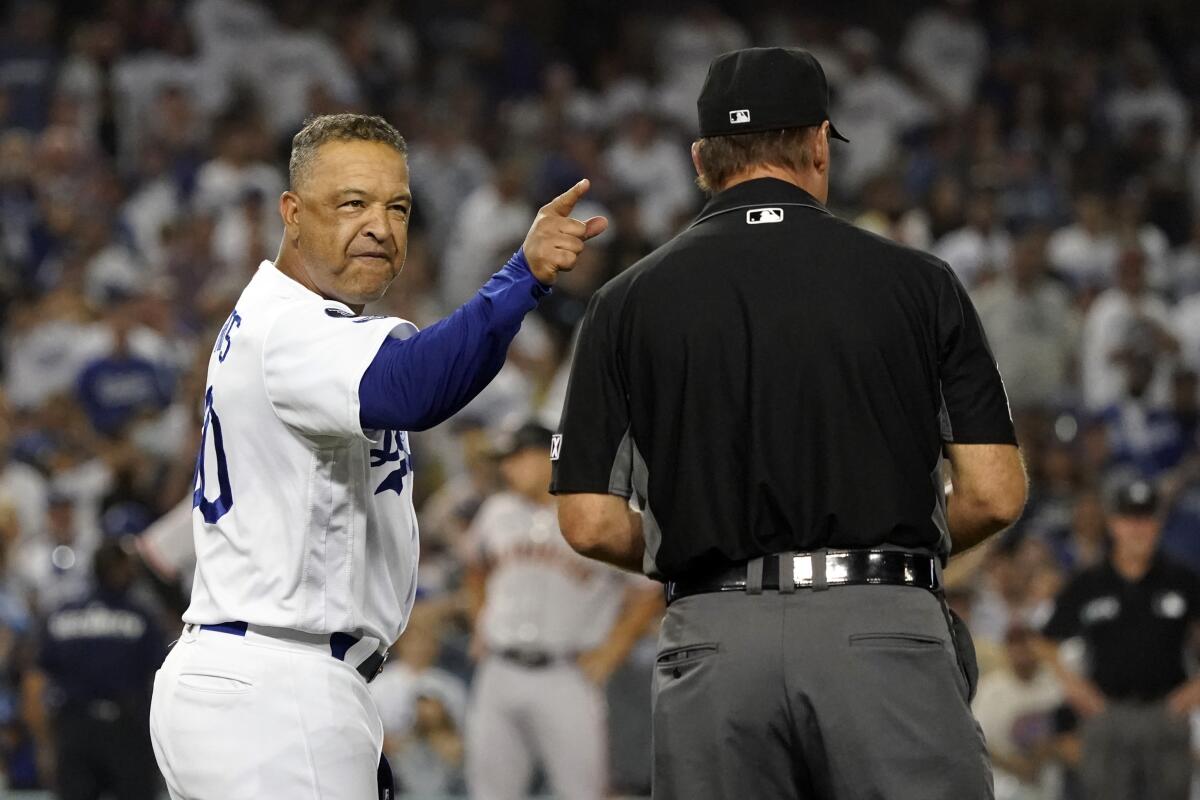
[1168,235,1200,377]
[408,115,493,257]
[1047,192,1119,292]
[652,3,749,130]
[933,189,1012,288]
[1112,183,1171,292]
[1168,217,1200,301]
[831,27,936,199]
[973,231,1078,411]
[603,110,696,245]
[1107,42,1189,163]
[972,625,1064,800]
[111,18,221,173]
[191,112,284,270]
[439,157,533,307]
[1080,245,1179,411]
[900,0,988,115]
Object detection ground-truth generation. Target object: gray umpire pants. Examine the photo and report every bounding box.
[652,581,992,800]
[1080,701,1192,800]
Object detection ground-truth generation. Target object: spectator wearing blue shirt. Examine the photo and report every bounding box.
[76,298,172,438]
[1097,348,1188,480]
[24,541,165,800]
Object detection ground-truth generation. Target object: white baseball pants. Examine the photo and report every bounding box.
[150,624,384,799]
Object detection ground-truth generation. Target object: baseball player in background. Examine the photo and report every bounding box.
[464,421,663,800]
[148,113,607,800]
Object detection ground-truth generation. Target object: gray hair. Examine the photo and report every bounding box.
[288,113,408,190]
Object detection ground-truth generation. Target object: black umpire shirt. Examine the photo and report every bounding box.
[1042,554,1200,701]
[549,178,1016,580]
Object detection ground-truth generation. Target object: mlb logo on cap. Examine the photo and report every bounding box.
[729,109,751,124]
[747,208,783,224]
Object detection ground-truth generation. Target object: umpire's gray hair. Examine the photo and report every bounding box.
[288,113,408,190]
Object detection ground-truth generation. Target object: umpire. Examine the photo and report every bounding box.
[551,48,1027,799]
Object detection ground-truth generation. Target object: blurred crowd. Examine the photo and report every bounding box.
[0,0,1198,797]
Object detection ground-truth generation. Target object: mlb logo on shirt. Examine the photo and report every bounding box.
[746,208,784,225]
[550,434,562,461]
[729,109,751,124]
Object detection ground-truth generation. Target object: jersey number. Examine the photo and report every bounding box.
[193,386,233,523]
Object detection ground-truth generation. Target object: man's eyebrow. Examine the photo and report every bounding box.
[335,189,412,204]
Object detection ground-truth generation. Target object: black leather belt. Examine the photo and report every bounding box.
[495,648,575,669]
[665,550,939,606]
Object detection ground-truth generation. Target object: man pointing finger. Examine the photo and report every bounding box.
[523,179,609,281]
[148,113,607,800]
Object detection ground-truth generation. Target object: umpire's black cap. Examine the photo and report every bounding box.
[1110,478,1159,517]
[697,47,849,141]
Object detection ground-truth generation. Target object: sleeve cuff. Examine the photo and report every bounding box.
[514,248,553,297]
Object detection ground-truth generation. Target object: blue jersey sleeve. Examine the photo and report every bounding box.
[358,250,550,432]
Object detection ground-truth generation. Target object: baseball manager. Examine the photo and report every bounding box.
[552,48,1026,799]
[149,113,605,799]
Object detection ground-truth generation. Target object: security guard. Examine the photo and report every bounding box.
[25,541,165,800]
[1041,478,1200,800]
[551,48,1027,799]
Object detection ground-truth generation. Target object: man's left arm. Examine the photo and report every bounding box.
[577,581,665,685]
[559,494,645,573]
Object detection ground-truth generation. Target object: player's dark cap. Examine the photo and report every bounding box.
[697,47,849,141]
[1109,478,1159,516]
[490,421,555,459]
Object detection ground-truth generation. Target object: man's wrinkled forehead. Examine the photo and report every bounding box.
[299,139,409,195]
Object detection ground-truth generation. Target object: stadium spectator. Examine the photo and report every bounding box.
[602,109,696,244]
[440,156,534,307]
[933,187,1012,289]
[371,603,468,795]
[1079,245,1177,411]
[76,298,172,439]
[1106,42,1190,164]
[830,27,934,199]
[1047,192,1119,293]
[972,230,1077,410]
[972,624,1064,800]
[1041,479,1200,800]
[652,3,749,130]
[24,541,164,799]
[11,493,92,617]
[900,0,987,114]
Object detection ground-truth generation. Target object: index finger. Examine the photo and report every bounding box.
[542,178,590,217]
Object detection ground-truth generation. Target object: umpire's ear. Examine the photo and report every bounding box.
[812,121,831,176]
[280,191,302,242]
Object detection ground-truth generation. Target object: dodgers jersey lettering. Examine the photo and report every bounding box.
[471,493,635,654]
[184,260,420,644]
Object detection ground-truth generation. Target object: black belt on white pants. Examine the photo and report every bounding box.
[187,621,389,683]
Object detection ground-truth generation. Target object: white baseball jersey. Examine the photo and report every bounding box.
[471,492,633,654]
[182,260,420,645]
